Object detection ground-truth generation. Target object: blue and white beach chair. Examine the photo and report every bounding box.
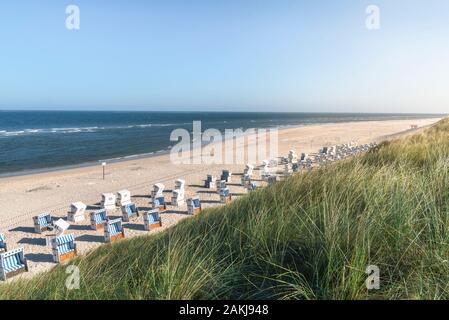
[51,233,77,263]
[152,196,167,212]
[0,247,28,281]
[33,213,53,234]
[187,197,202,215]
[104,218,125,243]
[205,175,216,189]
[219,187,232,204]
[143,209,162,231]
[247,182,258,192]
[121,203,139,222]
[220,170,232,183]
[0,233,7,253]
[90,209,108,230]
[217,180,227,193]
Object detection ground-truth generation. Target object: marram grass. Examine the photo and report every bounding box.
[1,118,449,300]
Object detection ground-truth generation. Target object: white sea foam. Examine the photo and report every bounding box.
[0,123,179,137]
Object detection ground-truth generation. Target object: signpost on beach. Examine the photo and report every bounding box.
[102,162,106,180]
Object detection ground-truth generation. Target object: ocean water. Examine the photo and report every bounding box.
[0,111,442,176]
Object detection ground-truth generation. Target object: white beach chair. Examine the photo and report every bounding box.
[261,166,271,180]
[174,179,185,191]
[284,163,292,175]
[269,159,278,167]
[53,218,70,237]
[151,183,165,199]
[220,170,232,183]
[101,193,116,210]
[291,154,298,163]
[244,164,254,176]
[171,189,185,207]
[116,189,131,207]
[68,201,86,223]
[205,175,216,189]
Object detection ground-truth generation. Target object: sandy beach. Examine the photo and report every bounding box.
[0,117,441,279]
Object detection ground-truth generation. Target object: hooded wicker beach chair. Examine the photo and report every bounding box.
[116,189,131,207]
[0,233,7,253]
[187,197,202,215]
[152,196,167,212]
[171,189,185,206]
[144,209,162,231]
[104,218,125,243]
[205,175,216,189]
[0,247,28,281]
[121,202,140,222]
[90,209,108,230]
[68,201,87,222]
[219,187,232,204]
[33,213,53,234]
[51,233,77,263]
[101,193,116,210]
[220,170,232,183]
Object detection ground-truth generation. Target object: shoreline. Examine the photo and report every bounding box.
[0,116,443,181]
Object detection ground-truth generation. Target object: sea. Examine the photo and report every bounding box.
[0,111,443,177]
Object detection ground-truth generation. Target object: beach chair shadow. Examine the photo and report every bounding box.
[164,189,173,193]
[164,209,187,214]
[87,204,101,210]
[124,223,145,231]
[196,190,216,195]
[188,184,205,188]
[76,234,104,243]
[132,195,151,199]
[26,253,54,263]
[69,224,92,231]
[201,200,221,204]
[18,237,46,246]
[231,193,245,197]
[136,206,152,212]
[9,226,35,233]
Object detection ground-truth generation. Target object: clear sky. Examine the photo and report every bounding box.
[0,0,448,113]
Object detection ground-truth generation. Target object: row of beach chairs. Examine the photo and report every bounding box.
[0,178,203,281]
[2,144,376,281]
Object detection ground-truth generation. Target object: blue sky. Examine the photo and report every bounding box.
[0,0,448,113]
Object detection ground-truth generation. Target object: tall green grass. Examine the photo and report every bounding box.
[1,118,449,299]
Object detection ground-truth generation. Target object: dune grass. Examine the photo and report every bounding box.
[1,118,449,300]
